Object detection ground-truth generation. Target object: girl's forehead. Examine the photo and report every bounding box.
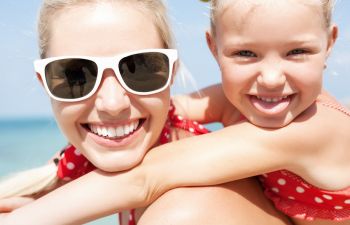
[215,0,328,41]
[217,0,325,27]
[217,0,325,15]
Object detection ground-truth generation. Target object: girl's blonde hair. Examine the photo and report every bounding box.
[0,0,174,200]
[209,0,335,36]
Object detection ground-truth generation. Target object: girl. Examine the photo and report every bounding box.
[0,0,291,224]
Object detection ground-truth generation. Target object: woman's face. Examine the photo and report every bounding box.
[46,2,170,172]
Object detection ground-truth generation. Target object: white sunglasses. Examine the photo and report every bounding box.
[34,49,178,102]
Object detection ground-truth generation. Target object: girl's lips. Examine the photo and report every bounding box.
[250,95,293,115]
[82,119,145,148]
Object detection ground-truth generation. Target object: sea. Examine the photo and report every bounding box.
[0,118,221,224]
[0,117,117,224]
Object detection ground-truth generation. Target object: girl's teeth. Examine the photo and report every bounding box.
[89,120,140,138]
[257,96,287,103]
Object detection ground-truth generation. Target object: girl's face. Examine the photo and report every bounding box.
[209,0,337,128]
[46,2,170,172]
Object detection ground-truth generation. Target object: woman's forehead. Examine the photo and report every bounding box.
[47,2,163,56]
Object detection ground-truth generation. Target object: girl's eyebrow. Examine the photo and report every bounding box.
[225,36,320,47]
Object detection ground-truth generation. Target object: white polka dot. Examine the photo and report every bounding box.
[262,174,268,178]
[322,194,333,200]
[334,206,343,210]
[296,186,305,193]
[199,124,204,129]
[193,121,198,125]
[66,162,75,170]
[288,196,295,200]
[189,127,195,133]
[277,178,286,185]
[314,197,323,203]
[345,199,350,204]
[271,187,279,193]
[177,115,183,120]
[84,161,89,167]
[74,149,81,156]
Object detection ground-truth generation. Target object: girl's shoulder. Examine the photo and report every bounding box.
[316,91,350,117]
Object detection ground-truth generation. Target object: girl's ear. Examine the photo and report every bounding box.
[205,30,218,60]
[326,24,338,58]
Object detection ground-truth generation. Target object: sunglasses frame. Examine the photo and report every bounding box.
[34,48,178,102]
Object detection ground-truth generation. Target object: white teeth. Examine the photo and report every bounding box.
[124,124,130,135]
[102,127,108,137]
[107,127,116,138]
[89,120,140,138]
[116,126,124,137]
[134,120,139,130]
[257,96,288,103]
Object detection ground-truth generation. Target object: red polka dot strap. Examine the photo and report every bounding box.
[261,170,350,221]
[56,145,95,181]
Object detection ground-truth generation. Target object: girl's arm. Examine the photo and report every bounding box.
[1,169,147,225]
[1,102,340,224]
[173,83,240,125]
[2,107,334,224]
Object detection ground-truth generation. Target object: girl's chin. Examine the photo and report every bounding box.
[250,115,293,128]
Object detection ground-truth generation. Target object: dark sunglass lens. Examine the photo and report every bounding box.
[118,52,170,93]
[45,59,98,99]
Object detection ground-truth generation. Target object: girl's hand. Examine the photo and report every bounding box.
[0,197,34,213]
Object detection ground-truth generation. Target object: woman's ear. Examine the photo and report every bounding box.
[36,73,44,86]
[170,60,178,85]
[206,30,218,60]
[326,24,338,58]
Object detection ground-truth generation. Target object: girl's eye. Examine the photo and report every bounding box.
[235,50,257,57]
[287,49,307,56]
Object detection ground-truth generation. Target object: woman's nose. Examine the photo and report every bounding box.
[257,63,286,89]
[94,69,131,116]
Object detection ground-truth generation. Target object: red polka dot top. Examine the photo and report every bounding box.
[56,101,210,225]
[260,100,350,221]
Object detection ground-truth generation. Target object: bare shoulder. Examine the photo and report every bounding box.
[290,95,350,190]
[137,178,291,225]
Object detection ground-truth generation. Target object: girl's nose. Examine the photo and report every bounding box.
[94,69,131,116]
[257,63,286,89]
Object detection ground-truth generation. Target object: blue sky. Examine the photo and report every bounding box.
[0,1,349,118]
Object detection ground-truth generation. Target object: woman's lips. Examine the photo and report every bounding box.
[83,119,145,148]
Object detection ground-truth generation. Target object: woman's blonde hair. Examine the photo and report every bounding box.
[209,0,335,36]
[0,0,174,200]
[38,0,175,58]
